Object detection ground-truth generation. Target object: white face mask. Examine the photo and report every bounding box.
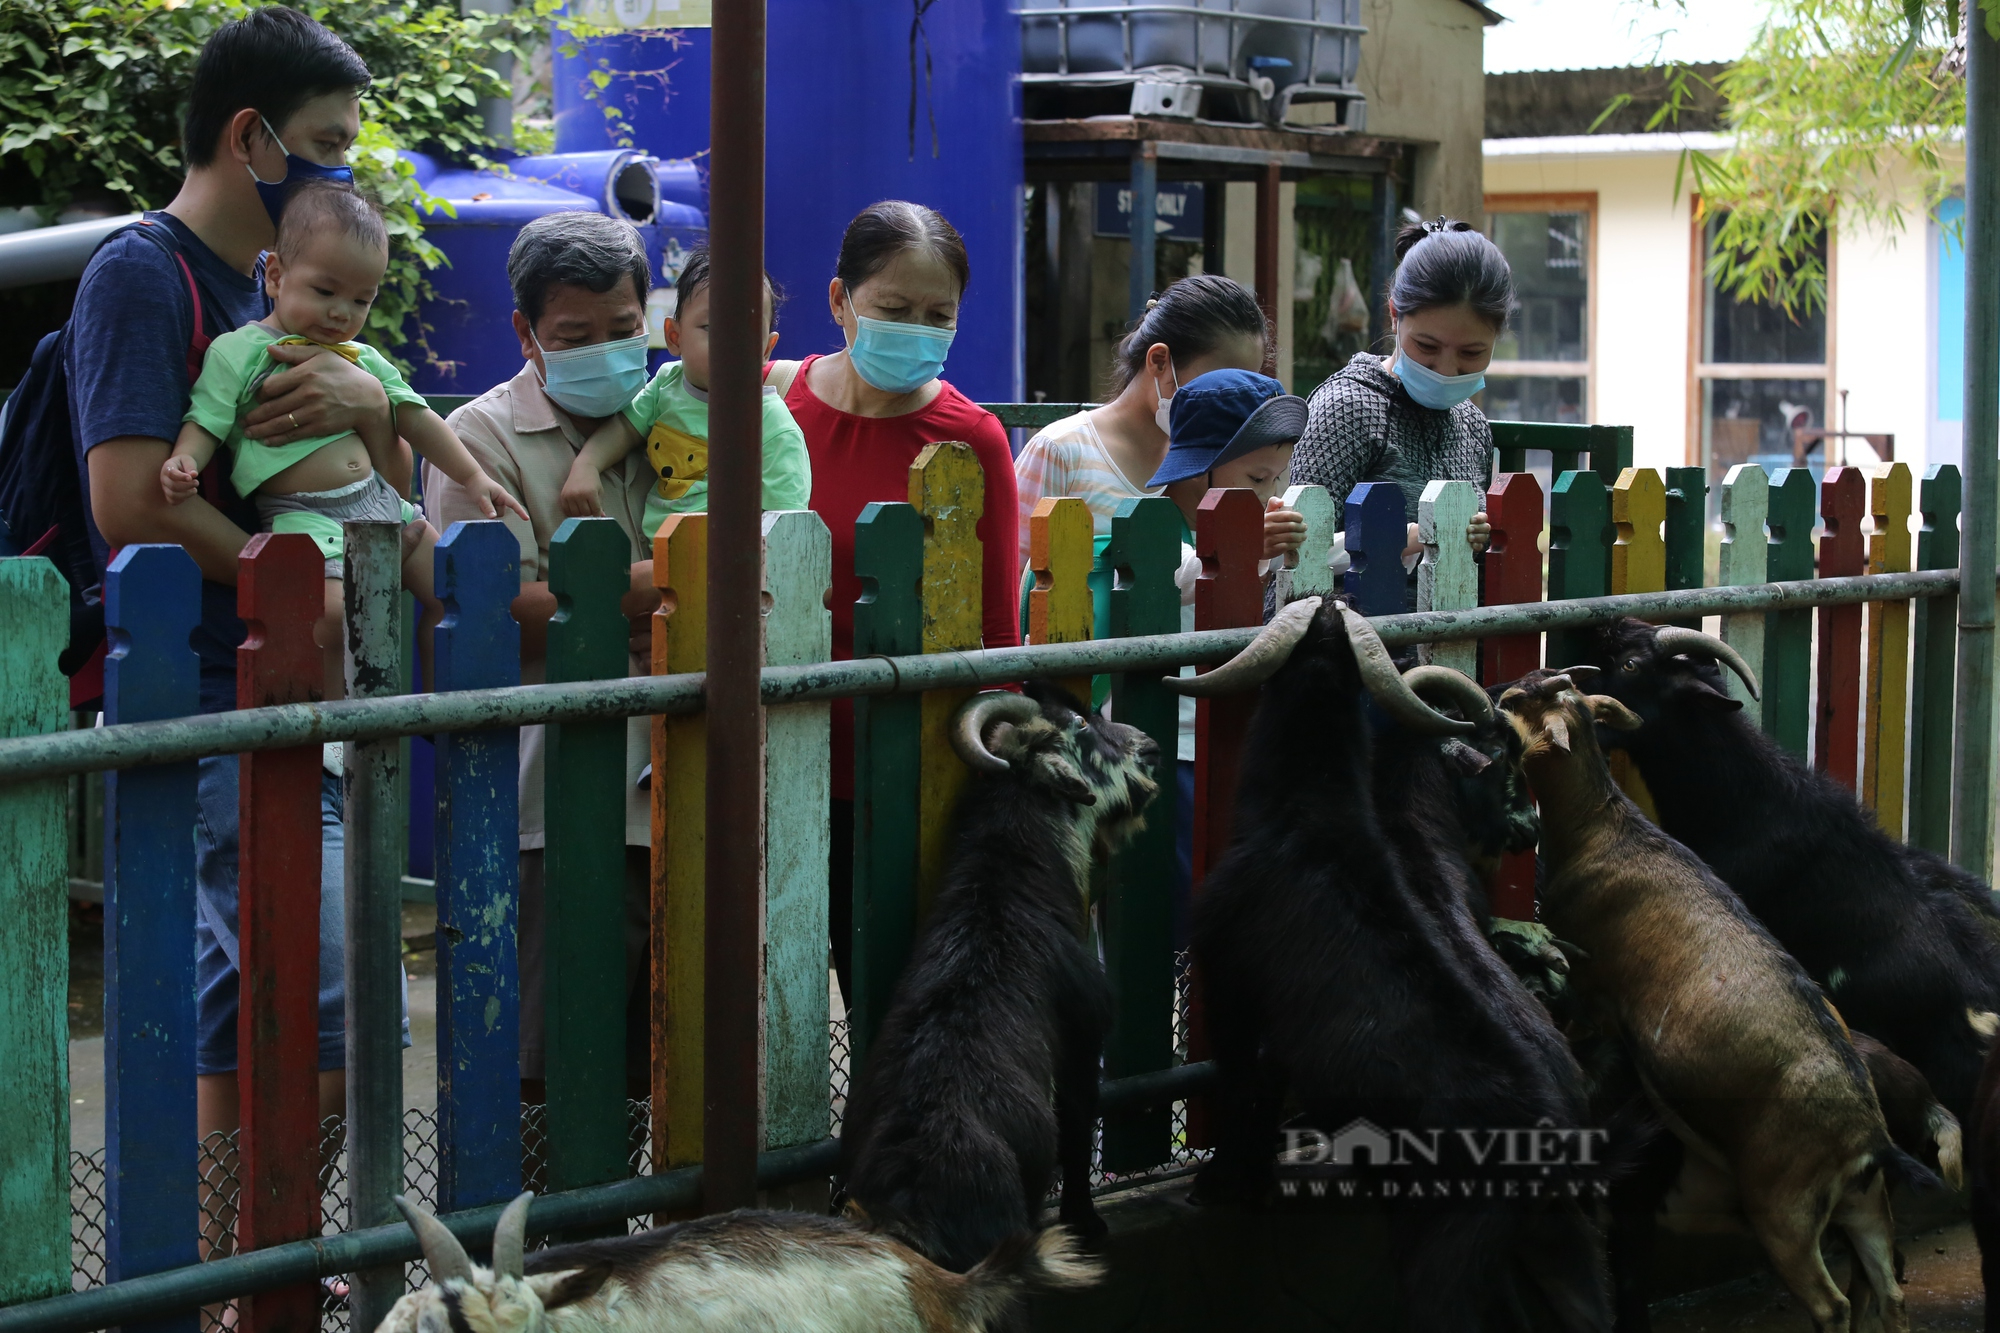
[1153,362,1180,435]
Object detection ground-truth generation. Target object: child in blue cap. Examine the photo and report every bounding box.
[1147,368,1310,944]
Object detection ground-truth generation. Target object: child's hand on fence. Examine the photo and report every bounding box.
[463,472,531,523]
[559,458,607,518]
[161,454,200,505]
[1466,510,1492,555]
[1262,495,1306,561]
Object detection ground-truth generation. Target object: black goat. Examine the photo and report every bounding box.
[1182,598,1613,1333]
[1580,618,2000,1117]
[839,684,1160,1272]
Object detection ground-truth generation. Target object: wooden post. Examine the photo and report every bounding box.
[1719,466,1770,714]
[1816,468,1867,788]
[849,503,925,1066]
[1255,160,1281,335]
[234,532,325,1333]
[1101,495,1183,1172]
[654,515,707,1170]
[1764,467,1818,757]
[1547,470,1610,670]
[342,522,406,1331]
[1481,472,1544,687]
[1864,464,1914,834]
[0,559,75,1304]
[1911,465,1963,855]
[762,511,831,1151]
[1417,479,1479,675]
[1191,488,1267,887]
[1343,481,1407,618]
[910,443,985,914]
[1273,483,1338,606]
[101,546,200,1328]
[1028,496,1096,703]
[431,521,522,1209]
[544,516,632,1196]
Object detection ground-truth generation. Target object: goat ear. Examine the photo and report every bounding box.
[530,1263,614,1312]
[1035,751,1098,805]
[1586,695,1643,732]
[1441,739,1492,775]
[1541,713,1571,754]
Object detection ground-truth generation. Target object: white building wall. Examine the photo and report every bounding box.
[1832,213,1934,472]
[1483,144,1695,472]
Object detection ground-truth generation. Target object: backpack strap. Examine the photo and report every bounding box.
[763,358,803,399]
[120,218,212,381]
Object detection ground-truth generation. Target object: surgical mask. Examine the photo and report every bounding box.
[1393,349,1485,411]
[846,294,954,395]
[1153,362,1179,435]
[534,330,651,418]
[246,115,354,226]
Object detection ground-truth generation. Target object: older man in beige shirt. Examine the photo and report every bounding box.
[423,211,663,1097]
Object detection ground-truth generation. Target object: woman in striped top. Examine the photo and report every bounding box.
[1013,273,1272,569]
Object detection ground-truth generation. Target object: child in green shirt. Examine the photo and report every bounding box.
[163,183,526,691]
[559,247,811,534]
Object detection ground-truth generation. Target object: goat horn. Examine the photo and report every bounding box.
[394,1195,475,1285]
[1401,664,1495,726]
[491,1191,533,1281]
[1551,664,1602,681]
[949,691,1045,773]
[1652,627,1760,700]
[1164,596,1322,696]
[1344,611,1476,736]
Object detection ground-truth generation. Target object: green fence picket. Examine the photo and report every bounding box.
[1547,470,1610,670]
[1764,467,1818,757]
[0,558,70,1304]
[543,517,634,1199]
[1100,495,1183,1173]
[1664,465,1708,629]
[1911,465,1963,854]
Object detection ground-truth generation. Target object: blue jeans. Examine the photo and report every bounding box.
[193,755,402,1074]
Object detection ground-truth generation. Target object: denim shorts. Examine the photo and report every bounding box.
[193,754,409,1075]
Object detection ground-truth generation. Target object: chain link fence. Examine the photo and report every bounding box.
[69,993,1205,1328]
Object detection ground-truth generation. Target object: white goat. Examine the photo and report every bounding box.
[374,1193,1101,1333]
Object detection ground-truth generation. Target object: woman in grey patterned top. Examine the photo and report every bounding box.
[1291,217,1516,599]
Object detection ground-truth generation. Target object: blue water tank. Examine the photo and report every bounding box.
[403,148,707,396]
[550,3,1023,403]
[765,0,1023,403]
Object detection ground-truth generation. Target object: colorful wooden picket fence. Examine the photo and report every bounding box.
[0,434,1974,1319]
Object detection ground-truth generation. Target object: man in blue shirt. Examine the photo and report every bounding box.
[68,7,405,1163]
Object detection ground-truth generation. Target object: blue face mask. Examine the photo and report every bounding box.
[534,330,651,419]
[246,115,355,227]
[1393,349,1486,411]
[846,293,955,395]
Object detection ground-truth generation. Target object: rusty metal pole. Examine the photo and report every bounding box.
[703,0,767,1210]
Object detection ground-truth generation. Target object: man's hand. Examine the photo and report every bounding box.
[243,343,390,446]
[1261,495,1306,562]
[161,455,201,505]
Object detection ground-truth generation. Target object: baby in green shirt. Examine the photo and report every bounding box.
[559,246,811,535]
[163,182,526,691]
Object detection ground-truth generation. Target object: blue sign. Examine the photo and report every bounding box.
[1095,181,1206,243]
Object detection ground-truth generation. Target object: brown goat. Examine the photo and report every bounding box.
[1501,670,1936,1333]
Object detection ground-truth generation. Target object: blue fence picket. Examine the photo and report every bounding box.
[1344,482,1407,617]
[102,546,201,1327]
[431,521,524,1210]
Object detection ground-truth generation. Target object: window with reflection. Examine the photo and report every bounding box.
[1482,202,1590,423]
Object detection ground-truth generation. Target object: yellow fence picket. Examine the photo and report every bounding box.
[1864,463,1914,834]
[653,515,707,1171]
[910,443,986,913]
[1028,496,1095,703]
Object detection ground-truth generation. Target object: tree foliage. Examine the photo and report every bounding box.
[0,0,598,370]
[1637,0,1997,315]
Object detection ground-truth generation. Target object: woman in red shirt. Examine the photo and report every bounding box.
[783,200,1020,1003]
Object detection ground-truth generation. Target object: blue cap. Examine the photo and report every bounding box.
[1148,369,1308,487]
